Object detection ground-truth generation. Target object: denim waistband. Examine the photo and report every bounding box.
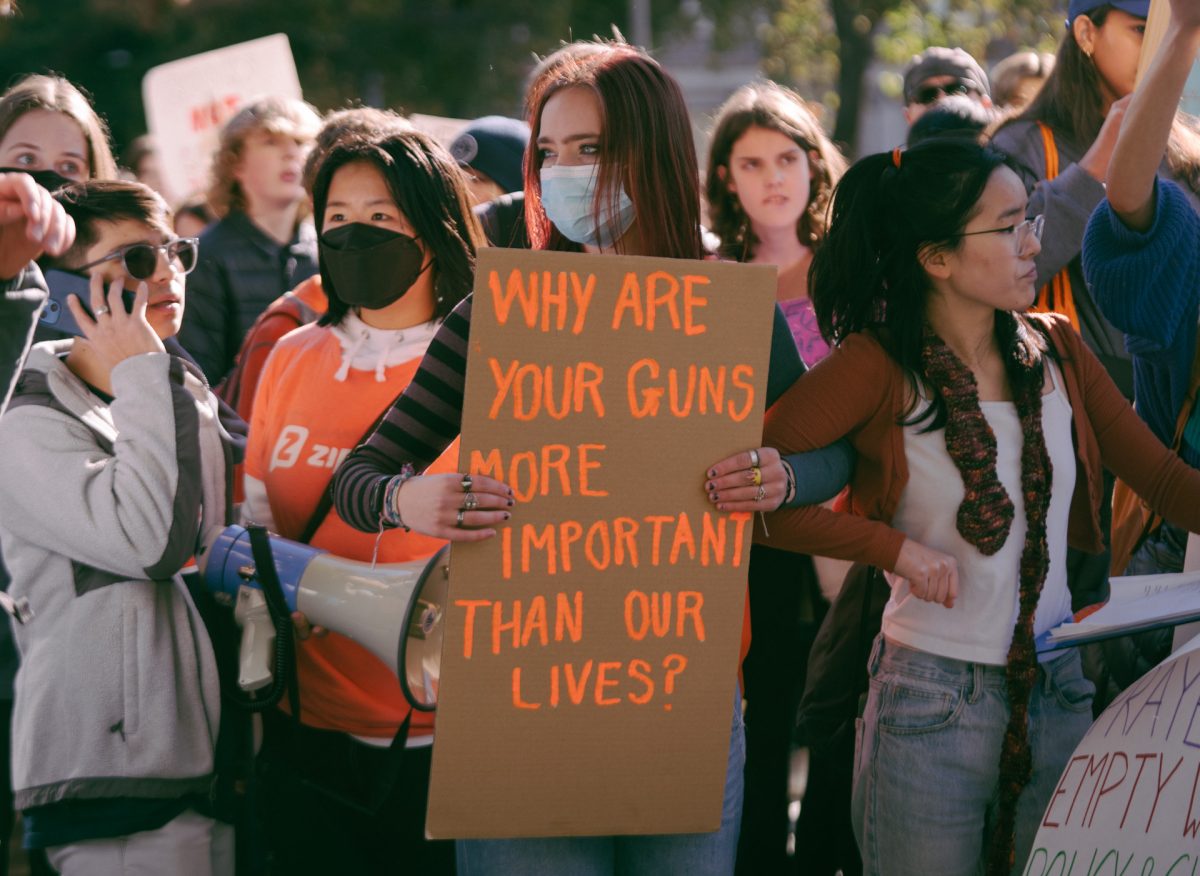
[874,636,1075,695]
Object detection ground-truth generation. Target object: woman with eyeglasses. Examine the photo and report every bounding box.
[753,137,1200,875]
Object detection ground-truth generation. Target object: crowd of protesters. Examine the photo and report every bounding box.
[2,0,1200,873]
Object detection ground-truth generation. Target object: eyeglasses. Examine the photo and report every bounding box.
[76,237,199,280]
[913,80,978,105]
[953,214,1044,247]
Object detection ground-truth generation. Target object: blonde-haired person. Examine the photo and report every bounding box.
[177,95,321,383]
[0,74,118,181]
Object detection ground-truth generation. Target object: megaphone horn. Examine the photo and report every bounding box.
[198,525,448,710]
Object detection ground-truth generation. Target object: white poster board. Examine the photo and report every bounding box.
[142,34,303,206]
[1023,634,1200,874]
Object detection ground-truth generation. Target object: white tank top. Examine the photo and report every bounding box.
[883,359,1076,665]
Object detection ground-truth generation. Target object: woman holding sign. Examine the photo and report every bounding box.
[334,40,850,875]
[752,134,1200,874]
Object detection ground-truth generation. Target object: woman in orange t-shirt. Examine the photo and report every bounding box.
[242,125,483,874]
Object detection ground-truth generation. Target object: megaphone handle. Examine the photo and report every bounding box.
[235,587,276,693]
[247,525,303,720]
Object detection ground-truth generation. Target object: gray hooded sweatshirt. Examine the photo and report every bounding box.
[0,342,228,810]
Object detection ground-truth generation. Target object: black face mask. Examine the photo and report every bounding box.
[319,223,430,310]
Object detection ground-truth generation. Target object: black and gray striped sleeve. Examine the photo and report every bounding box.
[333,294,473,532]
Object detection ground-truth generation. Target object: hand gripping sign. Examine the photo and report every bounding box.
[426,247,776,839]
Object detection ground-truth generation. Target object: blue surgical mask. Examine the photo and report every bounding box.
[539,164,636,248]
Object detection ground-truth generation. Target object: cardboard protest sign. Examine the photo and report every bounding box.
[142,35,302,205]
[1023,634,1200,875]
[1136,0,1170,87]
[426,247,776,838]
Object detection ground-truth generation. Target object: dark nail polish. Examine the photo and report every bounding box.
[711,492,719,501]
[708,469,717,478]
[504,512,511,520]
[507,498,514,507]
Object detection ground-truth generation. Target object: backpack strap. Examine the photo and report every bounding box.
[1030,122,1082,332]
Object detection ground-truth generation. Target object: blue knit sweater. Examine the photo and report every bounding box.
[1082,178,1200,468]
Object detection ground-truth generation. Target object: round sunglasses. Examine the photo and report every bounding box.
[76,237,199,280]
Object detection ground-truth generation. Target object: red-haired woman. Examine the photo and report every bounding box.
[333,41,849,875]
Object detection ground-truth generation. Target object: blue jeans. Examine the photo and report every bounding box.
[455,689,745,876]
[852,638,1094,876]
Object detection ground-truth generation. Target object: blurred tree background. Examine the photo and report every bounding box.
[0,0,1064,161]
[766,0,1062,150]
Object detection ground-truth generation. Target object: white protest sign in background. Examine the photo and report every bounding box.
[142,34,302,206]
[1023,634,1200,875]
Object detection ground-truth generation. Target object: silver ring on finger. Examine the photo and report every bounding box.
[94,306,110,317]
[460,474,473,493]
[464,492,479,511]
[456,509,466,527]
[755,484,766,501]
[749,448,760,468]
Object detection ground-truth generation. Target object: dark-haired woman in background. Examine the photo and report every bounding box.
[753,137,1200,874]
[242,125,481,874]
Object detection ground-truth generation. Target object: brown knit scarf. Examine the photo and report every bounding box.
[920,314,1052,875]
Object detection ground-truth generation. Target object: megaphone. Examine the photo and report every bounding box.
[198,525,448,711]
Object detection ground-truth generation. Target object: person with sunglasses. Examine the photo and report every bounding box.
[0,179,236,876]
[902,46,993,127]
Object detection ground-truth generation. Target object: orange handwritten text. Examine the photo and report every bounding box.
[627,361,754,421]
[499,511,751,579]
[456,591,584,659]
[488,359,605,421]
[624,590,706,642]
[611,271,709,335]
[511,653,691,710]
[488,268,596,334]
[470,444,607,503]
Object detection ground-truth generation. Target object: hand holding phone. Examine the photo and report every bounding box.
[42,269,136,337]
[65,274,165,382]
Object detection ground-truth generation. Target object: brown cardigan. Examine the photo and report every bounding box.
[759,313,1200,573]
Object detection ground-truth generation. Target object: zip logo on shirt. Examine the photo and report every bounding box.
[269,425,353,472]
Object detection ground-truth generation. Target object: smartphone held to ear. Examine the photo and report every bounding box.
[39,270,136,337]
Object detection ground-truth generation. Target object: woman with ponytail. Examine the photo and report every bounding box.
[754,137,1200,874]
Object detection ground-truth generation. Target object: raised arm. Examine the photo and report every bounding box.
[1105,1,1200,230]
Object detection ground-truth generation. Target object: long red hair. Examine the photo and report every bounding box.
[524,42,703,260]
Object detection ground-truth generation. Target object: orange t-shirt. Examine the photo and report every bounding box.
[247,323,457,739]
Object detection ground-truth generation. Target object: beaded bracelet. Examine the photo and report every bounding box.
[782,459,797,506]
[381,463,417,531]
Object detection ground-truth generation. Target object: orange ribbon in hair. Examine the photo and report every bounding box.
[891,147,902,168]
